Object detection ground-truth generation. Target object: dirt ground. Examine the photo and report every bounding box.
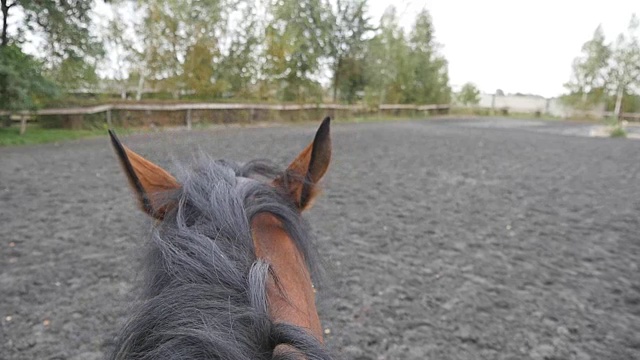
[1,118,639,360]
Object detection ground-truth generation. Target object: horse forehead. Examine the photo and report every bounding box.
[235,176,286,233]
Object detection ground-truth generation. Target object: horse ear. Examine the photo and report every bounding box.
[108,130,181,220]
[275,117,331,211]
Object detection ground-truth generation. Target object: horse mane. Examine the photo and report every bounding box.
[107,157,332,360]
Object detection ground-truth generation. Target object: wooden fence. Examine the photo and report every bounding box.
[601,112,640,121]
[1,103,451,132]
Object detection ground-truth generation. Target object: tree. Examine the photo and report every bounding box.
[20,0,104,90]
[458,82,480,106]
[1,0,20,118]
[362,6,451,105]
[1,0,16,48]
[137,0,228,98]
[182,38,218,96]
[101,2,140,99]
[0,45,58,126]
[1,0,102,114]
[608,14,640,119]
[564,25,611,109]
[329,0,374,103]
[405,9,450,104]
[564,16,640,119]
[363,6,410,104]
[264,0,334,101]
[216,1,263,99]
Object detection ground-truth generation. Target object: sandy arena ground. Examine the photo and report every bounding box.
[1,118,639,360]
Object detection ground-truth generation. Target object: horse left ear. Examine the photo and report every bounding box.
[275,117,331,211]
[109,130,181,220]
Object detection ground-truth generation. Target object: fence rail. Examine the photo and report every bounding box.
[5,103,640,123]
[379,104,450,111]
[1,102,455,116]
[602,112,640,120]
[1,102,451,134]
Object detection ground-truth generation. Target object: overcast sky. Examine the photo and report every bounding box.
[367,0,640,97]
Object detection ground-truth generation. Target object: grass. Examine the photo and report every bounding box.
[0,125,137,147]
[609,125,628,138]
[602,118,629,138]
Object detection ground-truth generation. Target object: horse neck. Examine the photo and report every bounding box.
[251,212,324,342]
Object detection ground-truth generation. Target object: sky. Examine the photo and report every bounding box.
[366,0,640,98]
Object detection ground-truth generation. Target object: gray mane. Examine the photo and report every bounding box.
[107,157,333,360]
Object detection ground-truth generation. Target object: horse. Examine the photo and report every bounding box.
[106,118,334,360]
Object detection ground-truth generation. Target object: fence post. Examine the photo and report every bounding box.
[186,108,192,130]
[19,115,27,135]
[106,109,112,127]
[545,99,551,116]
[491,94,496,115]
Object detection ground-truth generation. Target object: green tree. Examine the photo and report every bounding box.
[20,0,104,90]
[405,9,450,104]
[138,0,227,98]
[216,2,263,99]
[329,0,374,103]
[1,0,102,115]
[101,3,140,98]
[183,38,217,96]
[458,82,480,106]
[364,7,451,105]
[264,0,333,101]
[608,14,640,119]
[564,25,611,109]
[564,16,640,118]
[363,6,410,104]
[0,45,58,123]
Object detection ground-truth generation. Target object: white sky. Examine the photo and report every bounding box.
[366,0,640,97]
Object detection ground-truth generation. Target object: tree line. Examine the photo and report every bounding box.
[564,14,640,116]
[0,0,451,113]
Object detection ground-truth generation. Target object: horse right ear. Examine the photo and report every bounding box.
[274,117,331,211]
[109,130,181,220]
